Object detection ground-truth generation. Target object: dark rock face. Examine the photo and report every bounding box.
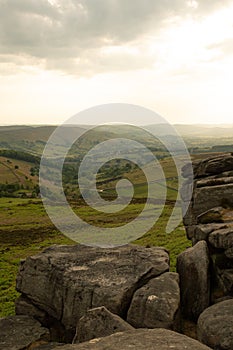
[182,154,233,306]
[177,241,210,320]
[73,306,134,344]
[127,272,180,330]
[193,155,233,178]
[197,300,233,350]
[0,315,49,350]
[209,227,233,249]
[35,343,65,349]
[52,329,212,350]
[182,154,233,233]
[16,244,169,340]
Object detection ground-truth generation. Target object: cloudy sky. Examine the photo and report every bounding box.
[0,0,233,125]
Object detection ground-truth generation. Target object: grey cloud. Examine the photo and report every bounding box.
[0,0,232,75]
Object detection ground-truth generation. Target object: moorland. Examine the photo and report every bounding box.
[0,123,233,316]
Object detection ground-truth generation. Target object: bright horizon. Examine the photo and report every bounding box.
[0,1,233,126]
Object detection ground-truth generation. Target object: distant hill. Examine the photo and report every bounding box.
[0,123,233,157]
[143,123,233,138]
[174,124,233,137]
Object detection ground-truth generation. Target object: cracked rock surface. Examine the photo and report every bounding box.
[0,315,49,350]
[127,272,180,329]
[52,329,212,350]
[16,244,169,340]
[73,306,134,344]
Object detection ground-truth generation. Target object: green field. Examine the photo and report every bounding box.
[0,196,190,317]
[0,124,232,318]
[0,153,218,316]
[0,155,189,316]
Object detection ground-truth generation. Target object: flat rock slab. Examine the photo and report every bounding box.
[197,299,233,350]
[73,306,134,343]
[194,223,228,242]
[193,155,233,178]
[127,272,180,329]
[53,329,212,350]
[16,244,169,336]
[193,184,233,218]
[0,315,49,350]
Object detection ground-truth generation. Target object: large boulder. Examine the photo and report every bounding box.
[197,299,233,350]
[16,244,169,340]
[73,306,134,343]
[127,272,180,330]
[177,241,210,320]
[0,315,49,350]
[50,329,212,350]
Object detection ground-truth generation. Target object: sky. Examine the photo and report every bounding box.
[0,0,233,125]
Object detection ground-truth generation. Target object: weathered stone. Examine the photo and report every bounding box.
[183,206,196,227]
[225,246,233,259]
[15,295,47,324]
[193,184,233,217]
[194,223,228,242]
[217,269,233,294]
[127,272,180,330]
[193,155,233,178]
[177,241,210,320]
[197,207,224,224]
[73,306,134,344]
[53,329,212,350]
[214,295,233,304]
[196,176,233,188]
[16,244,169,339]
[185,225,196,240]
[212,252,233,270]
[182,155,233,236]
[15,295,67,342]
[197,300,233,350]
[0,315,49,350]
[209,227,233,249]
[35,343,65,349]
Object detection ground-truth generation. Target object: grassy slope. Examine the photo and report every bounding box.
[0,157,189,317]
[0,127,222,317]
[0,156,38,187]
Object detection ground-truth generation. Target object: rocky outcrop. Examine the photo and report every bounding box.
[181,153,233,307]
[127,272,180,329]
[177,241,210,320]
[4,153,232,350]
[182,154,233,237]
[73,306,134,344]
[197,299,233,350]
[52,329,212,350]
[16,244,170,341]
[0,315,49,350]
